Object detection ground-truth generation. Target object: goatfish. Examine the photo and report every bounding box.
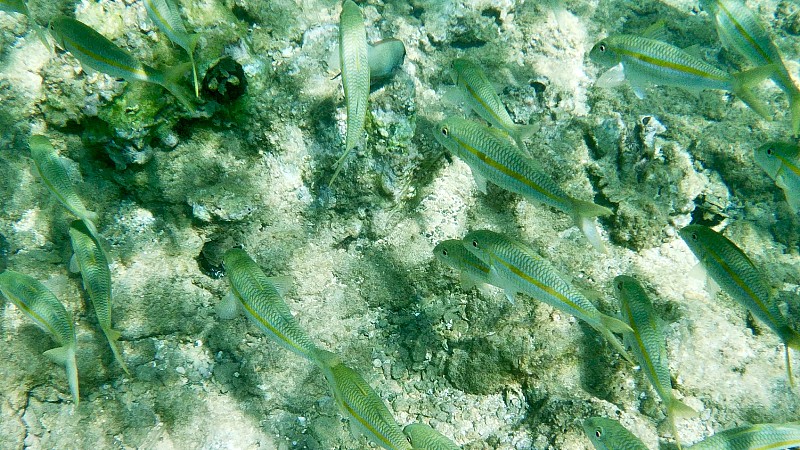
[143,0,200,97]
[433,239,493,294]
[68,221,128,374]
[679,225,800,387]
[583,417,648,450]
[314,349,414,450]
[614,275,696,449]
[219,248,319,362]
[403,423,460,450]
[462,230,633,362]
[434,117,612,252]
[703,0,800,135]
[48,16,195,110]
[686,422,800,450]
[589,34,772,118]
[754,141,800,213]
[330,0,370,186]
[29,135,100,242]
[450,58,538,153]
[368,39,405,84]
[0,270,79,405]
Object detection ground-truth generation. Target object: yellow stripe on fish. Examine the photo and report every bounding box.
[685,422,800,450]
[144,0,200,97]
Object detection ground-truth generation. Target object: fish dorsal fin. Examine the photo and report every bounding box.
[267,275,293,297]
[216,291,240,319]
[641,20,668,41]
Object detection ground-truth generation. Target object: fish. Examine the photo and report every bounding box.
[0,270,79,405]
[29,135,101,242]
[314,349,413,450]
[583,417,648,450]
[433,239,493,293]
[753,141,800,213]
[0,0,28,15]
[462,230,634,362]
[434,117,612,252]
[589,34,773,118]
[68,220,128,374]
[614,275,696,449]
[703,0,800,135]
[450,58,539,152]
[368,39,405,84]
[48,16,195,110]
[219,248,319,362]
[143,0,200,97]
[403,423,460,450]
[679,224,800,387]
[330,0,370,185]
[686,422,800,450]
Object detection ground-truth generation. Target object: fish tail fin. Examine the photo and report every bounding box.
[162,62,197,111]
[786,332,800,388]
[103,327,130,375]
[44,345,80,405]
[512,123,540,155]
[668,397,697,418]
[596,324,635,364]
[186,33,201,98]
[328,145,353,186]
[788,87,800,137]
[666,409,683,450]
[731,64,777,120]
[599,313,633,335]
[570,199,613,253]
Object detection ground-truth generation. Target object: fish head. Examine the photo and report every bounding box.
[583,417,611,449]
[433,117,464,157]
[589,39,620,67]
[221,248,249,273]
[461,229,500,264]
[677,224,711,258]
[433,239,466,268]
[613,275,638,298]
[449,58,472,85]
[754,142,794,179]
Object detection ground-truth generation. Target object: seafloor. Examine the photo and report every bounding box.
[1,0,799,449]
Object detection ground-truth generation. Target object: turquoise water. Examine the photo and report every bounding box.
[0,0,799,449]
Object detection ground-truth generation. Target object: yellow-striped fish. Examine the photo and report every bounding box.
[29,135,100,241]
[583,417,648,450]
[703,0,800,135]
[219,248,319,362]
[49,16,195,110]
[68,220,128,374]
[679,225,800,387]
[314,349,413,450]
[435,117,612,252]
[330,0,370,185]
[403,423,460,450]
[463,230,633,362]
[0,270,80,405]
[754,141,800,213]
[144,0,200,97]
[614,275,696,449]
[589,34,772,118]
[686,422,800,450]
[451,58,538,152]
[433,239,493,294]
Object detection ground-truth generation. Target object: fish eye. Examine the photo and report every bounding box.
[472,240,479,248]
[616,282,623,290]
[595,428,603,438]
[441,249,448,256]
[691,232,698,240]
[766,147,773,156]
[598,43,607,52]
[441,126,449,137]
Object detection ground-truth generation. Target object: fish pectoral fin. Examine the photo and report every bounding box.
[503,289,516,305]
[68,254,81,273]
[216,291,241,319]
[471,171,488,194]
[596,63,626,88]
[459,272,478,290]
[43,346,70,366]
[266,276,293,297]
